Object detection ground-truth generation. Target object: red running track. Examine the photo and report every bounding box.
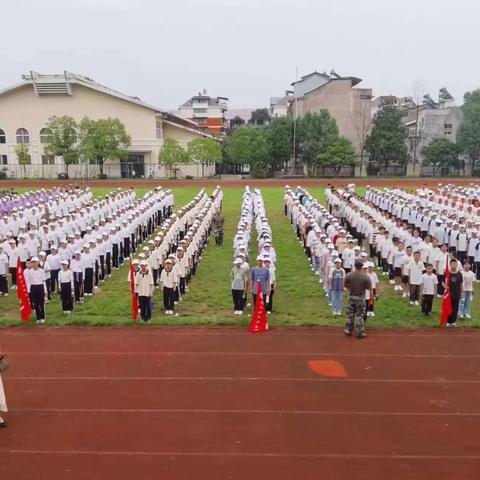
[1,326,480,480]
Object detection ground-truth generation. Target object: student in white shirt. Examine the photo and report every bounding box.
[7,239,19,288]
[264,257,276,314]
[420,263,438,316]
[28,257,47,323]
[459,261,475,319]
[58,260,74,314]
[135,260,154,322]
[405,251,425,306]
[38,251,51,301]
[47,245,61,294]
[393,241,406,292]
[159,258,178,315]
[0,246,8,296]
[70,251,85,304]
[366,262,379,317]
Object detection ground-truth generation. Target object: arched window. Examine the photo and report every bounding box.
[0,129,5,144]
[40,127,52,144]
[16,128,30,144]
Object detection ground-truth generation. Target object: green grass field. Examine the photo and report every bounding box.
[1,185,478,328]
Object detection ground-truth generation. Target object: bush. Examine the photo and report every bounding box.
[97,173,108,180]
[185,175,193,180]
[366,164,380,176]
[57,173,69,180]
[0,171,7,180]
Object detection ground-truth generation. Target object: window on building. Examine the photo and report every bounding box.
[194,108,207,114]
[0,129,5,144]
[444,123,453,135]
[156,118,162,140]
[42,155,55,165]
[40,127,52,144]
[194,117,208,123]
[16,128,30,144]
[0,155,7,165]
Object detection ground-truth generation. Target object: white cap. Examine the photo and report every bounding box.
[233,258,242,265]
[140,260,148,266]
[256,255,264,261]
[74,250,81,255]
[30,256,39,262]
[61,260,69,266]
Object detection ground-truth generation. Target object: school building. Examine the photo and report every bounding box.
[0,71,217,179]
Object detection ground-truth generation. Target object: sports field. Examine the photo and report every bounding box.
[0,182,479,328]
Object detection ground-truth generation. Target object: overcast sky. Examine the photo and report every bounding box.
[1,0,478,109]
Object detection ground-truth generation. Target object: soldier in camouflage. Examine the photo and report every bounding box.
[344,260,372,338]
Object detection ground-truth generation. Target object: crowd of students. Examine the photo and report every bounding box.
[230,187,276,315]
[0,185,174,321]
[130,187,223,320]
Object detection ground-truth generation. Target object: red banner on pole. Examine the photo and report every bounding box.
[129,256,138,322]
[248,281,268,333]
[17,258,32,322]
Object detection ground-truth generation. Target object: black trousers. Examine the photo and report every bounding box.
[153,268,159,286]
[138,295,152,321]
[84,267,94,294]
[409,284,421,302]
[179,277,186,295]
[457,250,467,265]
[252,293,267,308]
[95,261,99,286]
[73,272,83,301]
[437,274,445,295]
[9,267,17,286]
[163,287,175,310]
[99,256,105,280]
[112,244,119,268]
[448,297,460,324]
[50,269,59,293]
[30,284,45,320]
[422,294,434,314]
[123,238,130,258]
[267,287,274,312]
[106,252,112,275]
[0,274,8,294]
[45,278,51,299]
[60,282,73,312]
[232,289,244,311]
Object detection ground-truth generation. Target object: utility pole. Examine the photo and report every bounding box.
[292,66,298,175]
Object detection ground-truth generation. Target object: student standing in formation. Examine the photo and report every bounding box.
[329,258,345,316]
[405,251,425,306]
[38,251,51,301]
[250,256,270,307]
[0,246,8,296]
[28,257,47,323]
[70,251,85,304]
[264,257,276,314]
[0,349,7,427]
[366,262,379,317]
[160,258,178,315]
[58,260,74,314]
[47,245,61,294]
[231,258,248,315]
[446,259,463,328]
[135,260,154,322]
[420,264,438,316]
[460,261,475,319]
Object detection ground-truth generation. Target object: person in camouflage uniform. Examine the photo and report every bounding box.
[344,260,372,338]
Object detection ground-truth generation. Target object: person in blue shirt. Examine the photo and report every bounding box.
[250,255,270,307]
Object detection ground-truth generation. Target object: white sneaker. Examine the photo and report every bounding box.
[370,312,376,317]
[414,301,419,306]
[389,280,395,285]
[238,310,243,315]
[402,293,408,298]
[165,310,169,315]
[409,301,414,305]
[267,311,271,315]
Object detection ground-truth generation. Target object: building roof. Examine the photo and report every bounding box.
[0,71,200,130]
[180,93,228,108]
[291,69,362,97]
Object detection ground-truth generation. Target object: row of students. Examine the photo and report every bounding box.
[326,186,476,325]
[230,187,276,315]
[130,188,223,320]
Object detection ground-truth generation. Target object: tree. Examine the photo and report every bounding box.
[365,106,408,173]
[315,137,356,175]
[265,116,293,173]
[159,139,188,178]
[15,143,31,178]
[224,127,269,177]
[249,108,271,127]
[296,111,339,176]
[44,116,79,178]
[78,117,131,177]
[457,89,480,175]
[421,138,460,175]
[187,138,222,178]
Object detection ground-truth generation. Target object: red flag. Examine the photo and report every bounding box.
[439,256,452,327]
[248,280,268,333]
[16,258,32,322]
[129,256,138,322]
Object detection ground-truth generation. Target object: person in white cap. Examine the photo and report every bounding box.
[6,239,19,288]
[160,258,178,315]
[38,251,51,301]
[70,251,85,304]
[58,260,74,314]
[82,244,95,296]
[250,255,270,307]
[329,257,346,315]
[230,258,248,314]
[0,245,9,296]
[135,260,154,322]
[366,262,379,317]
[28,256,47,323]
[47,245,61,293]
[175,246,187,297]
[263,256,276,314]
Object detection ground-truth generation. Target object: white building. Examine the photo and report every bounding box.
[0,71,217,179]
